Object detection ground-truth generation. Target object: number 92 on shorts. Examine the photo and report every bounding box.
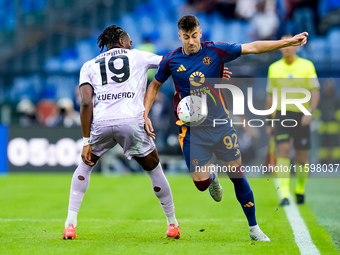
[180,124,241,172]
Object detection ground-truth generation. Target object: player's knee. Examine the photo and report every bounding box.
[227,165,244,179]
[278,143,290,157]
[133,152,160,171]
[90,153,100,165]
[193,178,210,191]
[143,158,160,171]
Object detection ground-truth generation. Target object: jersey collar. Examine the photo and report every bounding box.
[181,44,203,55]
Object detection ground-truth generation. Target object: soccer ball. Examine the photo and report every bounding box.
[176,95,207,126]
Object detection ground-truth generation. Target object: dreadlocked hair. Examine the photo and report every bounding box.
[97,25,128,52]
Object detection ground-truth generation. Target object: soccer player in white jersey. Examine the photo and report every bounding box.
[62,25,181,239]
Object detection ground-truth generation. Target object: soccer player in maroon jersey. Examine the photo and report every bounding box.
[144,14,308,241]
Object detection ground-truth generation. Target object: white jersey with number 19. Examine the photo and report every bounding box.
[79,47,162,127]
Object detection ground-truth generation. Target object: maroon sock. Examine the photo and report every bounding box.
[194,177,211,191]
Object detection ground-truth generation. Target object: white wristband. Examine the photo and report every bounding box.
[83,137,90,146]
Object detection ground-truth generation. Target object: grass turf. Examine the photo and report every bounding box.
[0,174,338,255]
[304,178,340,254]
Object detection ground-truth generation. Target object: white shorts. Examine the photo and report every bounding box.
[89,123,155,160]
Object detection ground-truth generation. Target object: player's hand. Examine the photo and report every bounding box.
[81,145,94,166]
[222,67,232,80]
[301,115,312,126]
[144,117,156,140]
[289,32,309,46]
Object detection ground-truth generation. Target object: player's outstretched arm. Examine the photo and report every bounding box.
[144,78,164,139]
[241,32,309,55]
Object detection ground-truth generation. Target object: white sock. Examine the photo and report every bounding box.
[166,214,178,228]
[146,163,175,220]
[65,210,78,228]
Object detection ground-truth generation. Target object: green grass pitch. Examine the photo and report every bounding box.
[0,174,339,255]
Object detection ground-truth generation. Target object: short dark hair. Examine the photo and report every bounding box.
[97,25,128,52]
[177,15,200,32]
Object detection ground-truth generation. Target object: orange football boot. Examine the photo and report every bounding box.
[166,224,181,239]
[63,224,77,239]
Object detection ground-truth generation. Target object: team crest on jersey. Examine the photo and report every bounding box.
[192,159,200,167]
[189,71,205,86]
[202,56,212,65]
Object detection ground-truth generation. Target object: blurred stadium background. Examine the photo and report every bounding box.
[0,0,339,174]
[1,1,340,254]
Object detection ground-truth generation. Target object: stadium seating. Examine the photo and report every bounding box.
[328,27,340,62]
[1,0,340,106]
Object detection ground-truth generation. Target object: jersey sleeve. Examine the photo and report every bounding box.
[79,62,92,87]
[154,55,172,83]
[140,50,162,69]
[213,42,242,63]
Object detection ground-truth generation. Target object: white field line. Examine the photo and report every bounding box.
[274,179,320,255]
[0,218,242,223]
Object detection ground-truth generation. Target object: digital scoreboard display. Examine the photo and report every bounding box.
[6,126,82,172]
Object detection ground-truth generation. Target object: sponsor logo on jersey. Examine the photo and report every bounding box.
[202,56,212,65]
[97,92,135,101]
[189,71,205,86]
[189,71,224,108]
[177,65,187,72]
[191,86,211,97]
